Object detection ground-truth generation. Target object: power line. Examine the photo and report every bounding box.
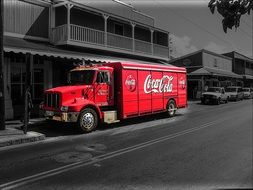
[152,0,237,49]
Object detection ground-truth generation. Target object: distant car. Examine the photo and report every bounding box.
[226,86,244,101]
[201,87,229,105]
[242,88,252,99]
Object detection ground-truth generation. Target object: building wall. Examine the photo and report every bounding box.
[245,63,253,76]
[170,52,203,68]
[4,0,49,39]
[154,31,168,46]
[135,26,151,42]
[70,8,104,31]
[107,19,132,37]
[55,6,67,27]
[202,52,232,71]
[73,0,154,26]
[234,58,245,75]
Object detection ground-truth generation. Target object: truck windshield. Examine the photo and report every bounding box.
[207,87,221,93]
[68,70,95,85]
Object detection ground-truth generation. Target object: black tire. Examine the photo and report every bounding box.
[167,100,176,117]
[78,108,98,133]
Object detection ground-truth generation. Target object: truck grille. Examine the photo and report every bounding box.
[44,93,60,108]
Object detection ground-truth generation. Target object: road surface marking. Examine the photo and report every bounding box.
[0,117,231,190]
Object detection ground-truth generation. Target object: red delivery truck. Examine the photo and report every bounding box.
[42,62,187,133]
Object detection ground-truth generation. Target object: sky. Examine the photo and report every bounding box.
[77,0,252,58]
[127,0,253,58]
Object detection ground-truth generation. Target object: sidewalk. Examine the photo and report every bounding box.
[0,118,46,148]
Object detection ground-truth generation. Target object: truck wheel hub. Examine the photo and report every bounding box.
[81,113,94,128]
[168,104,174,115]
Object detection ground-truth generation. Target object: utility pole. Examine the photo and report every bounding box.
[0,0,5,130]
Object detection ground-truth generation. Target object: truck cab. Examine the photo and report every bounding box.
[43,64,114,132]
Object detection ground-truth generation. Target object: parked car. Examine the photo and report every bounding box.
[201,87,229,105]
[242,88,253,99]
[226,86,244,101]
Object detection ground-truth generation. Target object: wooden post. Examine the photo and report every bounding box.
[131,22,136,52]
[66,4,73,41]
[0,0,5,130]
[150,29,154,55]
[103,14,109,46]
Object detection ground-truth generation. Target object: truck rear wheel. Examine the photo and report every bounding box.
[78,108,98,133]
[167,100,176,117]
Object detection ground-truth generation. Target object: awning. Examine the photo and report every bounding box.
[188,67,242,79]
[243,75,253,80]
[3,36,112,61]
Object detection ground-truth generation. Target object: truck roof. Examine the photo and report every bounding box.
[71,61,186,73]
[105,61,186,73]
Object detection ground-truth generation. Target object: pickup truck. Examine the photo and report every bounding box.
[201,87,229,105]
[226,86,244,101]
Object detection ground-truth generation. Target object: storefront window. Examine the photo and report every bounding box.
[10,60,26,105]
[32,58,45,104]
[10,55,45,105]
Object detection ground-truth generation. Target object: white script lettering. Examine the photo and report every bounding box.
[144,75,173,93]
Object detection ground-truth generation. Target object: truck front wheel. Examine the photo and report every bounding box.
[167,100,176,117]
[78,108,98,133]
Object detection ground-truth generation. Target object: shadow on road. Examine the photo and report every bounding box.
[28,112,184,138]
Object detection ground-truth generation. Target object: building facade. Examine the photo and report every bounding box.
[223,51,253,88]
[3,0,171,119]
[169,49,243,99]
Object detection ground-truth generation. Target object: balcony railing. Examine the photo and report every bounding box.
[52,25,68,43]
[135,39,152,54]
[51,24,169,59]
[70,24,104,45]
[107,32,133,51]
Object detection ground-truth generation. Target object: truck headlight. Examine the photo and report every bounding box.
[60,106,69,112]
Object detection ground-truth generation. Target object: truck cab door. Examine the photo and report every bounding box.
[95,71,110,106]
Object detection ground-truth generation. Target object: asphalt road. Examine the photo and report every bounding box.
[0,100,252,190]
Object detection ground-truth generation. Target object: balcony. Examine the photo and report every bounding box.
[51,24,169,60]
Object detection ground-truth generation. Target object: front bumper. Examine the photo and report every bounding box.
[44,110,79,122]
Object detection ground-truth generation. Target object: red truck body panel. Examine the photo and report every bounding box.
[105,62,187,119]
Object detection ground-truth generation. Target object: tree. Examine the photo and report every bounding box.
[208,0,253,33]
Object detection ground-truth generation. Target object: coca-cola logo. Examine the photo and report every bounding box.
[179,77,186,89]
[144,75,173,94]
[125,75,136,92]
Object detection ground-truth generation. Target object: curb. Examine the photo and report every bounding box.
[0,132,46,148]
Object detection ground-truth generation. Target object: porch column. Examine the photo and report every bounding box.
[168,32,171,59]
[49,6,55,42]
[150,29,154,55]
[131,22,136,52]
[65,4,74,41]
[103,14,109,46]
[201,76,205,93]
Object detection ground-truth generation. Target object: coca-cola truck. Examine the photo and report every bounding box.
[42,62,187,133]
